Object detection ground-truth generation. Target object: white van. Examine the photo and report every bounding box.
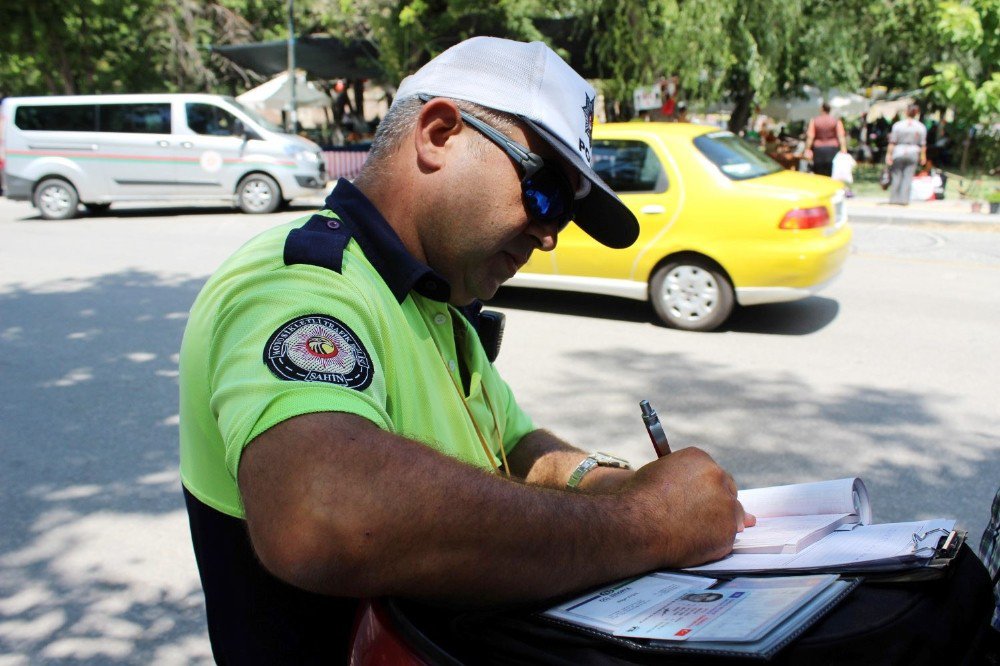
[0,93,327,219]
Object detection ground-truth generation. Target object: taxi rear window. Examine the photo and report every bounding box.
[694,131,782,180]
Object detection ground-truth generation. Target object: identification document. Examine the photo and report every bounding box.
[543,572,842,644]
[734,477,872,554]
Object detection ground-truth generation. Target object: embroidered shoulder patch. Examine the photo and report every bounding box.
[263,314,374,389]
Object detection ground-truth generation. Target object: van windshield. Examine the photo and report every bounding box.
[226,98,285,134]
[693,131,782,180]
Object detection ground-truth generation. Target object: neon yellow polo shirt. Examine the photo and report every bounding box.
[179,180,535,518]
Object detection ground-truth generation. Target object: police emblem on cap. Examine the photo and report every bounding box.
[579,93,595,162]
[263,314,373,389]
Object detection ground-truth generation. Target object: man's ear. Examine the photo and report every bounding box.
[414,98,464,171]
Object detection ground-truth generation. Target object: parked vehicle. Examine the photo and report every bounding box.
[0,93,327,219]
[507,122,853,331]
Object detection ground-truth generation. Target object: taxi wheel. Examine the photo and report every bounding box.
[34,178,80,220]
[237,174,281,214]
[650,259,734,332]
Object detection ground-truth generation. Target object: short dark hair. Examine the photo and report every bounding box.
[821,102,832,113]
[907,103,920,118]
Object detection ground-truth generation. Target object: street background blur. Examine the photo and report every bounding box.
[2,1,997,203]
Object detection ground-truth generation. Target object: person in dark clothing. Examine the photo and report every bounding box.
[804,102,847,177]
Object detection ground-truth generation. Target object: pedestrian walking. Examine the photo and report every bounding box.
[804,102,847,177]
[886,104,927,205]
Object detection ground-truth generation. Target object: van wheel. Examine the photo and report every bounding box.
[34,179,80,220]
[237,174,281,214]
[650,258,734,331]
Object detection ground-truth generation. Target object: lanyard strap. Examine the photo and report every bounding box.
[436,323,510,477]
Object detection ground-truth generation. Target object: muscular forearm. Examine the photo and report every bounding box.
[239,413,744,604]
[506,428,633,491]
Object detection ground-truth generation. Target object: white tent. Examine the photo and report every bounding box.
[236,71,332,111]
[763,85,870,122]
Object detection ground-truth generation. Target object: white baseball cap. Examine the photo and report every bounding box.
[394,36,639,249]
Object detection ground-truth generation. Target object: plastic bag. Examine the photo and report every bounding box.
[879,168,891,190]
[831,152,856,183]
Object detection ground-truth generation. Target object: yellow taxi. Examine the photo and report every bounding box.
[507,122,852,331]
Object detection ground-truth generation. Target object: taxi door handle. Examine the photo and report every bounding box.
[641,205,666,214]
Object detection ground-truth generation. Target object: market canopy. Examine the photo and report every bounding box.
[213,36,382,81]
[763,85,871,123]
[236,71,332,110]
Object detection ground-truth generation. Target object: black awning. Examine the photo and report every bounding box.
[213,36,382,81]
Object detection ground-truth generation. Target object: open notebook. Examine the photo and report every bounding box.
[734,477,872,554]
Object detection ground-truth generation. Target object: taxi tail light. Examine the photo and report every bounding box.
[779,207,830,230]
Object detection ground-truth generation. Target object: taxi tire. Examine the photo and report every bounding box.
[34,178,80,220]
[650,258,734,332]
[236,174,281,214]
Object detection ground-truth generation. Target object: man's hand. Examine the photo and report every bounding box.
[619,447,754,568]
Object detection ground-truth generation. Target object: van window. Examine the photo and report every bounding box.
[592,139,668,193]
[186,103,242,136]
[14,105,97,132]
[98,103,171,134]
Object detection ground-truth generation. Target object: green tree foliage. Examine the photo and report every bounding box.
[313,0,547,87]
[575,1,670,110]
[919,0,999,173]
[0,1,161,95]
[571,0,800,130]
[921,0,999,126]
[0,1,288,96]
[1,0,994,169]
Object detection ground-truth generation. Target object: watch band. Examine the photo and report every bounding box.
[566,452,632,489]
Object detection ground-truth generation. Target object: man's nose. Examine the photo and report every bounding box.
[527,219,560,252]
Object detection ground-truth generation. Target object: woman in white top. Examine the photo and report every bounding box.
[886,104,928,205]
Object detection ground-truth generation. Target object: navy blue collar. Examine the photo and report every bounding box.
[323,179,451,304]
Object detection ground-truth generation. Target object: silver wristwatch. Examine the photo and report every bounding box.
[566,452,632,489]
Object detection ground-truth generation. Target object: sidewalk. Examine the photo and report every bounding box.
[846,195,998,226]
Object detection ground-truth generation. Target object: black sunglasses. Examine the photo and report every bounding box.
[418,94,577,229]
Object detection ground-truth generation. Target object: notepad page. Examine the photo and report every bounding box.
[785,519,955,569]
[733,514,855,554]
[738,478,866,520]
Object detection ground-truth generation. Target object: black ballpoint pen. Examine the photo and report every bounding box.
[639,400,671,457]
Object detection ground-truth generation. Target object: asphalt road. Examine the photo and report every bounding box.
[1,198,998,663]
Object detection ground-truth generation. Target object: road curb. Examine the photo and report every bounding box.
[846,207,999,227]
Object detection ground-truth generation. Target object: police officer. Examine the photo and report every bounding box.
[179,36,752,664]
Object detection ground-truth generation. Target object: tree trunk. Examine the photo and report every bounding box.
[353,79,366,125]
[725,66,755,135]
[728,79,754,135]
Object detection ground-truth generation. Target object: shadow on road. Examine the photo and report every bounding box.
[0,270,213,664]
[489,287,840,335]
